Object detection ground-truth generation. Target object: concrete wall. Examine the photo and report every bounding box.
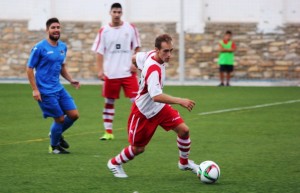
[0,20,299,80]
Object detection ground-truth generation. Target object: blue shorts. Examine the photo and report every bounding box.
[38,88,77,118]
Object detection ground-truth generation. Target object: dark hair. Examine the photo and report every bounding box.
[111,3,122,10]
[225,30,232,35]
[155,34,172,49]
[46,18,60,29]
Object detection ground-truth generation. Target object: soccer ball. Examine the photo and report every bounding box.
[197,160,220,184]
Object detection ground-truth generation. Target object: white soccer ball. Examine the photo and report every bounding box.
[197,160,220,184]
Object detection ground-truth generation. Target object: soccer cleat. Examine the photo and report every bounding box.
[100,132,114,140]
[49,145,70,154]
[60,136,69,149]
[178,160,198,174]
[226,83,231,86]
[48,134,69,149]
[218,83,224,87]
[107,159,128,178]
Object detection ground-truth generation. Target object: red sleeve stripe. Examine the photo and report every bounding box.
[95,27,104,51]
[145,65,162,85]
[130,23,140,48]
[138,65,161,97]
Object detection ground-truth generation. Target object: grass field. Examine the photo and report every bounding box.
[0,84,299,193]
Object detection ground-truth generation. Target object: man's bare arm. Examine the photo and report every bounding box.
[61,64,80,89]
[26,67,42,101]
[152,93,195,112]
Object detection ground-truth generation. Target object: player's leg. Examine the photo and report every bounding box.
[101,98,115,139]
[219,65,225,86]
[57,88,79,148]
[59,88,79,133]
[38,93,69,154]
[173,123,198,173]
[107,106,156,178]
[159,105,198,173]
[101,78,121,140]
[122,74,139,103]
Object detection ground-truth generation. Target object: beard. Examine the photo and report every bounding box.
[49,34,60,41]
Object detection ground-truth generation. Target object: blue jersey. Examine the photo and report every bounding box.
[27,39,67,94]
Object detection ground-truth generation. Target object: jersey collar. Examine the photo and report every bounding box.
[151,56,164,65]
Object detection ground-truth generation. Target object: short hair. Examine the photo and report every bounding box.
[225,30,232,35]
[111,3,122,10]
[155,34,172,49]
[46,18,60,29]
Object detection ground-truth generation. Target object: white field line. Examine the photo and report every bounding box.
[198,99,300,116]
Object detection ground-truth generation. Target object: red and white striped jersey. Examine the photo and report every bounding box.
[91,22,141,79]
[135,55,166,119]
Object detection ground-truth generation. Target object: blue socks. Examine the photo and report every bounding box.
[50,122,63,146]
[62,116,75,133]
[50,116,76,146]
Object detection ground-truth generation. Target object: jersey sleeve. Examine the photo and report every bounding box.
[147,71,162,98]
[130,24,141,50]
[91,27,105,54]
[27,46,41,68]
[136,52,147,70]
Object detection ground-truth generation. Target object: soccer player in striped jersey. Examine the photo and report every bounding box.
[107,34,198,178]
[91,3,141,140]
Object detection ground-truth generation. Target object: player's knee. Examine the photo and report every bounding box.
[67,110,79,121]
[178,125,190,138]
[55,116,65,124]
[132,146,145,155]
[71,112,79,121]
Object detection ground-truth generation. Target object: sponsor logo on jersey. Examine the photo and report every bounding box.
[116,44,121,49]
[60,50,65,55]
[47,51,54,54]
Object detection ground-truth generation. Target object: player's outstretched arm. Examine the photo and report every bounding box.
[60,64,80,89]
[26,67,42,101]
[153,94,195,112]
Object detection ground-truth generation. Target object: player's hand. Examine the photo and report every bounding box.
[179,98,195,112]
[70,80,80,89]
[32,89,42,102]
[130,64,137,73]
[98,71,105,81]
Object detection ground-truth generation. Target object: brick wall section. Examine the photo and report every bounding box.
[0,20,299,80]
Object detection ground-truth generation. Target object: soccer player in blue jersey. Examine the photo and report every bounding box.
[27,18,80,154]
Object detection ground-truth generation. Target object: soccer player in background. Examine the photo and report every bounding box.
[91,3,141,140]
[107,34,198,178]
[218,30,236,86]
[27,18,80,154]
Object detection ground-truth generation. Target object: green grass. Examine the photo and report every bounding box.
[0,84,300,193]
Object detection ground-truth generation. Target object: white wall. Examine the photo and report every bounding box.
[0,0,299,32]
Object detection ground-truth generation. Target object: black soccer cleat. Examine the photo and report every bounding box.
[49,145,70,154]
[59,135,69,149]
